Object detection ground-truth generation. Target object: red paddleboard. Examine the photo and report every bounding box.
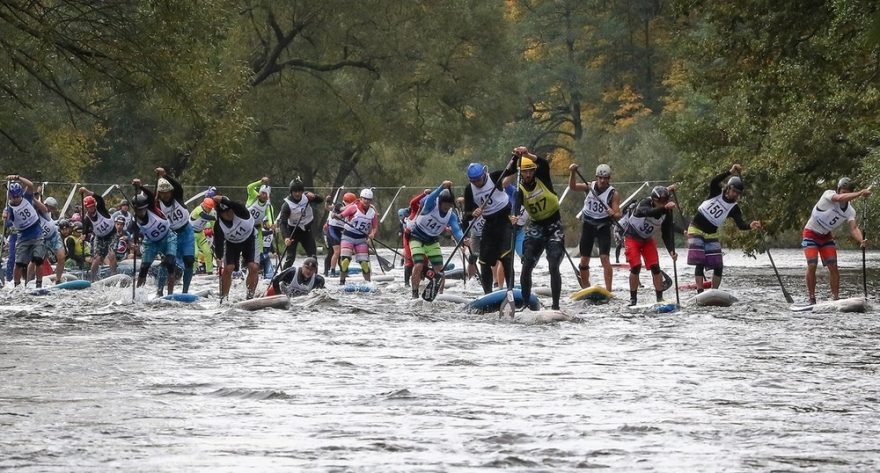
[40,260,54,277]
[677,280,713,290]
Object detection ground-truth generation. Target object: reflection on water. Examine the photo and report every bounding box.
[0,249,878,472]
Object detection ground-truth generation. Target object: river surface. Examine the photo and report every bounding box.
[1,248,878,472]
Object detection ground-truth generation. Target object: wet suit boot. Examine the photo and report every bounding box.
[629,290,638,307]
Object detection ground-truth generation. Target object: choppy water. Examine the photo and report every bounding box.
[1,249,878,472]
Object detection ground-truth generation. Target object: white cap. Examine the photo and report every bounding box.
[360,188,374,200]
[157,178,173,192]
[259,185,271,196]
[595,164,611,178]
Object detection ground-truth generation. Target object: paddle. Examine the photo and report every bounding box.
[59,182,79,218]
[574,169,673,288]
[184,189,208,207]
[369,238,393,273]
[673,257,680,306]
[863,190,870,298]
[114,186,136,302]
[0,184,9,287]
[380,185,406,224]
[499,155,522,319]
[766,245,794,304]
[422,199,490,302]
[372,237,405,258]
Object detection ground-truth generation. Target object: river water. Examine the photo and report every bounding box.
[1,248,878,472]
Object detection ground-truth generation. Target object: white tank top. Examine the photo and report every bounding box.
[190,209,213,232]
[286,268,317,297]
[140,211,171,242]
[87,210,115,237]
[414,202,452,238]
[8,199,39,231]
[40,214,58,239]
[627,212,666,239]
[220,214,254,243]
[345,205,376,237]
[328,204,348,228]
[284,195,314,228]
[469,215,486,237]
[697,194,738,227]
[470,176,509,216]
[158,199,189,231]
[249,199,271,223]
[806,190,856,234]
[581,184,615,220]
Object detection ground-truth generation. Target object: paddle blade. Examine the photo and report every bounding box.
[377,254,393,272]
[421,273,444,302]
[499,290,516,318]
[661,270,673,292]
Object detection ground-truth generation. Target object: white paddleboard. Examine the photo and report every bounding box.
[693,289,737,307]
[790,297,868,313]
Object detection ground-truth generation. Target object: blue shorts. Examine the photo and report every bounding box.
[174,223,195,259]
[142,231,178,265]
[44,231,64,253]
[326,225,343,246]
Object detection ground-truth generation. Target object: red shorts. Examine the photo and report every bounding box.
[801,228,837,266]
[625,236,659,269]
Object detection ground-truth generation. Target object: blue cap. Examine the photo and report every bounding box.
[397,208,409,219]
[8,182,23,198]
[205,186,217,198]
[467,163,486,180]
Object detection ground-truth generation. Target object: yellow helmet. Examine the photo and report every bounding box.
[519,157,537,170]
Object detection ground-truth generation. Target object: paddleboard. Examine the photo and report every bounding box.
[159,293,202,303]
[678,280,713,290]
[441,268,466,280]
[570,285,614,302]
[371,274,395,282]
[29,279,92,296]
[790,297,868,313]
[693,288,737,307]
[341,283,378,293]
[627,300,677,314]
[92,274,132,287]
[433,293,470,304]
[234,295,290,311]
[465,289,540,314]
[513,309,574,324]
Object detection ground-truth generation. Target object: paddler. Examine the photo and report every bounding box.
[686,164,762,292]
[278,179,324,269]
[190,198,216,274]
[505,147,565,310]
[336,189,378,284]
[462,158,515,295]
[802,177,871,304]
[270,257,326,297]
[5,175,47,287]
[79,186,119,280]
[153,168,196,293]
[323,192,357,277]
[407,181,466,298]
[625,186,677,306]
[212,195,260,300]
[130,179,179,296]
[569,163,620,291]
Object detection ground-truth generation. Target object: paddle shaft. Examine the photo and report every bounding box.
[501,155,522,317]
[0,186,9,284]
[113,186,136,302]
[673,258,680,306]
[766,247,794,304]
[380,185,406,224]
[863,197,868,298]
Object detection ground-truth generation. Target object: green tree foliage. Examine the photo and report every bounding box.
[664,0,880,246]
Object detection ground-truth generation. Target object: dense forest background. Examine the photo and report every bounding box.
[2,0,879,248]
